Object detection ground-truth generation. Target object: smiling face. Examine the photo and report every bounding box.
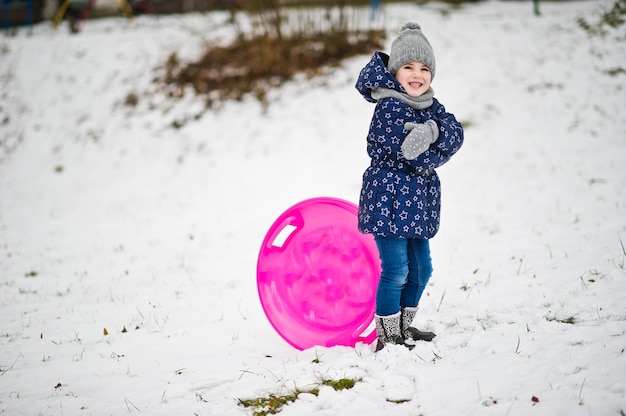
[394,61,432,97]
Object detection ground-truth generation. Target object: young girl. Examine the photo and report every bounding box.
[355,22,464,351]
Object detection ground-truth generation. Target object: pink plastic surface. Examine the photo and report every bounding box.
[257,197,381,350]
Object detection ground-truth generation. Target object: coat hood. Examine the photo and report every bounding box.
[355,51,405,103]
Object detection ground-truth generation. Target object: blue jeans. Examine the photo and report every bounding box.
[374,236,433,316]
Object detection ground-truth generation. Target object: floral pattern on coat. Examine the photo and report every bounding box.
[356,51,464,239]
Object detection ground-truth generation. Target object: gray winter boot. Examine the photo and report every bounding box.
[375,312,410,351]
[401,307,436,342]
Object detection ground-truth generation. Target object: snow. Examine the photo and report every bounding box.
[1,1,625,415]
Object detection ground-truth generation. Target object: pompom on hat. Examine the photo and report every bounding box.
[388,22,436,80]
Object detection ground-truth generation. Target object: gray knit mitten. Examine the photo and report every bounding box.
[401,120,439,160]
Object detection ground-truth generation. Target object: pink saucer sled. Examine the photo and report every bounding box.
[257,197,381,350]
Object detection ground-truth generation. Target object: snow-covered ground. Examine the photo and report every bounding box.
[1,1,625,415]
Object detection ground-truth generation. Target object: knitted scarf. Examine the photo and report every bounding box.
[371,87,434,110]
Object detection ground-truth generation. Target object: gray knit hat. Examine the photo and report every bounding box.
[388,22,436,79]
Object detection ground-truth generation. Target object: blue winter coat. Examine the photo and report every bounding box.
[356,51,464,239]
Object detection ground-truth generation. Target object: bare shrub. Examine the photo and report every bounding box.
[163,1,384,107]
